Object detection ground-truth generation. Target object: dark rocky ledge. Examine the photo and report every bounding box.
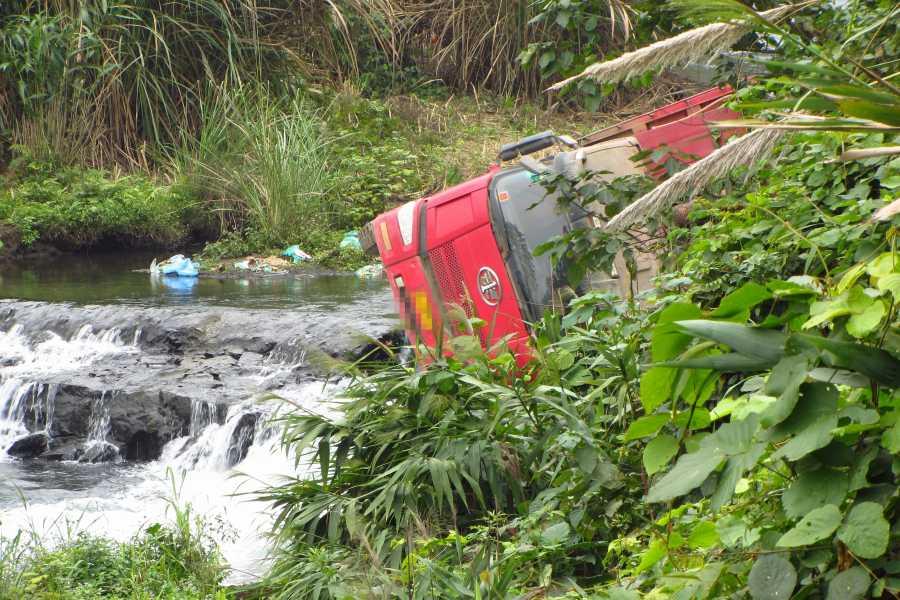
[1,299,400,462]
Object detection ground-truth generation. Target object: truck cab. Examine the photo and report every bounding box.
[360,87,739,360]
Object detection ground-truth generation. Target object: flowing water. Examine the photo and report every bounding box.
[0,251,393,582]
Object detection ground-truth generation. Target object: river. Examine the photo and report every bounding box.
[0,251,393,583]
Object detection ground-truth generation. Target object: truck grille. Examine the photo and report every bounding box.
[430,242,488,349]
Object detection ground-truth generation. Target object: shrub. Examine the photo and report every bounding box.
[0,154,202,249]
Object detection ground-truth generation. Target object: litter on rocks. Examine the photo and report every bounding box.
[281,245,312,263]
[356,264,385,278]
[262,255,290,267]
[151,255,200,277]
[234,256,284,273]
[339,232,361,250]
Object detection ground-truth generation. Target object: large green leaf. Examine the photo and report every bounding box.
[740,97,837,111]
[748,554,797,600]
[827,566,870,600]
[776,504,842,548]
[759,355,810,429]
[688,521,718,548]
[847,302,885,338]
[800,335,900,388]
[834,98,900,127]
[722,116,900,132]
[836,502,889,559]
[815,84,900,106]
[640,367,676,414]
[782,468,848,519]
[882,421,900,454]
[625,414,671,441]
[674,407,711,430]
[761,382,839,443]
[710,442,766,511]
[540,522,573,546]
[710,282,773,318]
[648,414,759,503]
[656,353,777,371]
[634,539,668,573]
[877,273,900,300]
[754,60,843,78]
[675,321,787,364]
[715,514,748,547]
[646,447,725,502]
[643,434,679,476]
[772,415,838,461]
[808,368,871,388]
[849,444,879,492]
[652,303,703,362]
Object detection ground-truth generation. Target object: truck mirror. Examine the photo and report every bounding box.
[518,155,548,175]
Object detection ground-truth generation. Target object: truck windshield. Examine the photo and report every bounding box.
[488,167,590,323]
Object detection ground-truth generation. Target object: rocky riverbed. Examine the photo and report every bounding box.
[0,299,398,463]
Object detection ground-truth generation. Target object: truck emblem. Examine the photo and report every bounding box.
[477,268,501,306]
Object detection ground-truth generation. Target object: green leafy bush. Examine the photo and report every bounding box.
[0,157,202,249]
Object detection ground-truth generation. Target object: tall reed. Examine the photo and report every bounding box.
[171,84,340,243]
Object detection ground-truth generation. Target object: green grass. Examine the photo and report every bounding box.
[0,90,612,269]
[0,472,236,600]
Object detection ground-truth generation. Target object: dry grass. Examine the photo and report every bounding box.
[377,74,705,197]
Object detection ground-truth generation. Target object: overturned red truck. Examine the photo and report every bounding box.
[359,87,740,358]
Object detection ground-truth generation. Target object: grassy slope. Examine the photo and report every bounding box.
[0,92,614,270]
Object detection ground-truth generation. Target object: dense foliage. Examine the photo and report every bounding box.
[252,1,900,599]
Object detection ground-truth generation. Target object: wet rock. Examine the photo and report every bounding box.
[0,357,23,368]
[225,412,258,467]
[40,441,80,461]
[79,443,120,463]
[1,298,395,464]
[7,432,50,458]
[123,431,161,462]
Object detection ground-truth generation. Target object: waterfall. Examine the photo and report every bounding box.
[162,401,270,472]
[79,392,119,463]
[0,381,55,454]
[0,321,134,458]
[189,399,219,437]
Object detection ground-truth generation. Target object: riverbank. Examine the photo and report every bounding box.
[0,92,618,271]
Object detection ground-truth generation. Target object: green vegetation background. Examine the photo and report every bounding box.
[3,1,900,600]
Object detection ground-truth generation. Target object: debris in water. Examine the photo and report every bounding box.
[233,256,284,273]
[151,255,200,277]
[356,264,385,278]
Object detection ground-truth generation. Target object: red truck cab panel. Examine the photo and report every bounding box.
[368,86,744,365]
[423,171,530,357]
[376,199,436,347]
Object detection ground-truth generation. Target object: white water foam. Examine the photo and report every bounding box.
[0,325,137,455]
[0,322,341,583]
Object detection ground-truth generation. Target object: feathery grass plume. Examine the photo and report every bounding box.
[828,147,900,163]
[604,127,786,232]
[548,4,799,91]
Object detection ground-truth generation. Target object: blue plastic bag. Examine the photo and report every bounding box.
[160,255,187,274]
[158,255,199,277]
[339,232,361,250]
